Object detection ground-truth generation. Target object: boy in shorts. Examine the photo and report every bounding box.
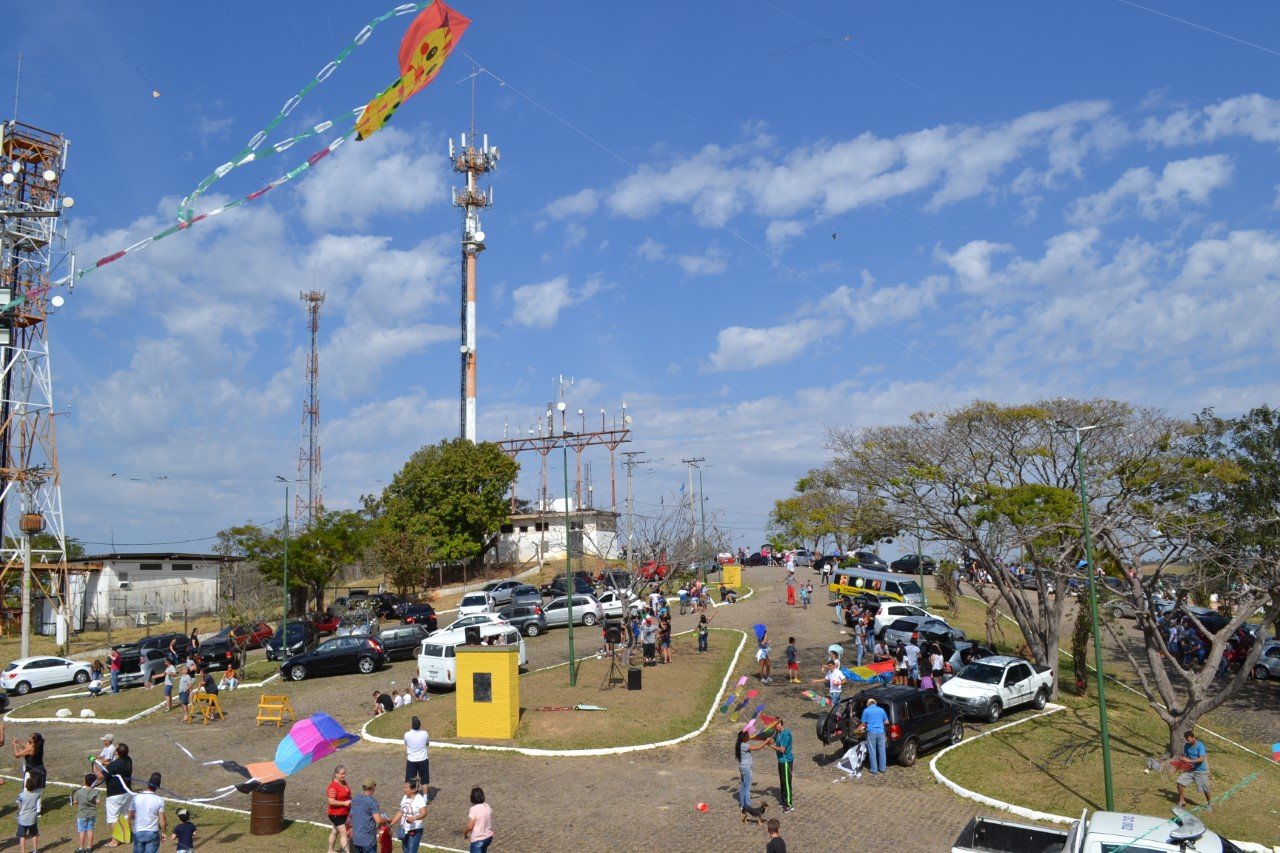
[16,776,40,853]
[785,638,799,683]
[72,772,99,853]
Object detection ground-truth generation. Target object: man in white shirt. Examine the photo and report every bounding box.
[129,771,167,853]
[404,716,431,789]
[904,640,922,685]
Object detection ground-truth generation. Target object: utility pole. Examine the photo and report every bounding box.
[681,458,704,548]
[621,452,646,576]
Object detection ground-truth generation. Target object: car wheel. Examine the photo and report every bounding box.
[289,665,307,682]
[897,737,919,767]
[1254,664,1269,680]
[525,623,541,637]
[1032,688,1048,710]
[1110,605,1125,620]
[949,721,964,745]
[986,701,1002,723]
[74,670,90,684]
[357,656,376,674]
[582,613,597,626]
[15,681,31,695]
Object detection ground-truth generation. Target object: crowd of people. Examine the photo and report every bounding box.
[371,678,429,716]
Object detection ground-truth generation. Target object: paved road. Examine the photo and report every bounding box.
[11,567,1021,852]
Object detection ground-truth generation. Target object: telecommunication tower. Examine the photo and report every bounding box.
[449,128,498,443]
[0,118,74,654]
[296,290,325,525]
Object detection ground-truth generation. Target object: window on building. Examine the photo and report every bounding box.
[518,526,528,533]
[139,563,162,571]
[171,563,193,571]
[499,524,513,534]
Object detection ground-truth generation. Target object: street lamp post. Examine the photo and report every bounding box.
[558,402,576,687]
[275,477,291,640]
[1059,421,1115,812]
[697,467,707,581]
[916,520,927,609]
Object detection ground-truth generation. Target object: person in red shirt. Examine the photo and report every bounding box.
[326,765,352,853]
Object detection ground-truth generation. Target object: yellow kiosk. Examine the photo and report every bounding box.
[721,563,742,589]
[455,645,520,740]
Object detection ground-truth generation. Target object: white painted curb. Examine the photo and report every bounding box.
[3,673,280,725]
[361,629,749,756]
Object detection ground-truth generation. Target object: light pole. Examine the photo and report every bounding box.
[558,402,576,686]
[275,476,291,638]
[916,520,927,609]
[1057,420,1115,811]
[697,466,707,580]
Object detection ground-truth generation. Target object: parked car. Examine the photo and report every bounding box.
[791,548,813,568]
[437,613,510,635]
[637,560,670,580]
[816,685,963,766]
[872,602,930,635]
[508,585,543,607]
[1252,641,1280,680]
[543,594,604,628]
[596,589,643,619]
[195,638,244,672]
[377,624,431,661]
[953,807,1233,853]
[418,625,527,689]
[598,570,633,590]
[889,554,938,575]
[281,635,387,681]
[1014,570,1055,593]
[113,632,191,669]
[400,603,439,632]
[458,592,496,617]
[211,622,273,650]
[118,648,170,688]
[1107,595,1176,621]
[540,576,595,598]
[881,615,965,646]
[2,656,92,695]
[940,655,1055,722]
[842,551,889,571]
[265,621,320,661]
[497,603,547,637]
[309,611,340,634]
[481,580,524,607]
[335,613,380,638]
[943,641,996,675]
[744,552,771,567]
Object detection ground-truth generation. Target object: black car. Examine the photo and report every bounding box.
[400,603,438,632]
[281,635,387,681]
[377,624,430,661]
[265,621,320,661]
[541,576,595,597]
[497,603,547,637]
[599,570,633,591]
[195,638,242,672]
[744,552,770,567]
[889,555,937,575]
[842,551,889,570]
[816,685,963,766]
[113,632,191,674]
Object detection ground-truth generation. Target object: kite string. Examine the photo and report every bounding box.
[178,1,432,224]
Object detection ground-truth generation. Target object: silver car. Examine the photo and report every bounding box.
[118,649,170,688]
[482,579,524,607]
[335,614,380,637]
[542,594,604,628]
[882,616,965,647]
[1253,642,1280,680]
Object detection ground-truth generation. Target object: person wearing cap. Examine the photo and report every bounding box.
[98,733,118,765]
[129,771,166,853]
[404,717,430,789]
[171,807,196,853]
[348,779,387,853]
[639,616,658,666]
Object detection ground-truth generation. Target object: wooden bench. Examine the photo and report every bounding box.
[189,692,226,725]
[255,694,295,727]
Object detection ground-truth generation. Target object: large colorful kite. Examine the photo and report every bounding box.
[213,712,361,789]
[76,1,470,282]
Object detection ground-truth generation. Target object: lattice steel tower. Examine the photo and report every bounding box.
[0,119,73,655]
[449,129,498,442]
[297,290,325,525]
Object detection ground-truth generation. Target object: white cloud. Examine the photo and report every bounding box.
[705,318,829,371]
[636,237,666,261]
[635,239,726,276]
[939,240,1013,293]
[1139,93,1280,146]
[510,275,604,328]
[1067,155,1233,225]
[765,220,805,251]
[544,188,599,219]
[296,126,446,230]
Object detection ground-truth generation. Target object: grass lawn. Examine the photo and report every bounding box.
[367,628,743,750]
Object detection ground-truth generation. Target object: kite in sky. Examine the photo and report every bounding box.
[211,712,361,790]
[75,1,470,282]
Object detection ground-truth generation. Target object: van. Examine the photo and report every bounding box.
[417,624,527,689]
[828,568,924,605]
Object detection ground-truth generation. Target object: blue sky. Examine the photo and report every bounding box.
[10,1,1280,556]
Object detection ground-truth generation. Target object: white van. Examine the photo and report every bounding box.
[417,624,527,689]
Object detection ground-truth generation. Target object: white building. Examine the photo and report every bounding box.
[496,509,620,564]
[55,552,241,632]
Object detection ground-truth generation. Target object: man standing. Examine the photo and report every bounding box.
[404,716,430,788]
[96,742,132,847]
[640,617,658,666]
[349,779,387,853]
[108,648,122,695]
[813,661,846,709]
[129,772,166,853]
[854,618,867,667]
[904,637,922,686]
[153,660,177,711]
[1176,731,1212,809]
[860,697,889,774]
[766,717,794,813]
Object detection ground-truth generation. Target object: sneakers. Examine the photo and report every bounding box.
[782,806,794,813]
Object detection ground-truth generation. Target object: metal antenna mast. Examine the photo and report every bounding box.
[297,290,325,525]
[0,116,74,655]
[449,105,498,443]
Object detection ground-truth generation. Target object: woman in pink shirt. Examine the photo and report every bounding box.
[462,787,493,853]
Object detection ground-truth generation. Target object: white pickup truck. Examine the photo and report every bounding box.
[953,808,1244,853]
[939,654,1054,722]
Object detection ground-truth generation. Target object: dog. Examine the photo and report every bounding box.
[740,801,769,825]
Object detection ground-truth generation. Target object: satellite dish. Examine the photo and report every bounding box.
[473,230,486,243]
[623,415,633,425]
[51,295,65,308]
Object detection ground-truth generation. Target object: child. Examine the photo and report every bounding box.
[72,772,99,853]
[16,775,40,853]
[392,690,403,709]
[785,638,799,683]
[172,807,197,853]
[757,635,772,684]
[800,582,812,609]
[697,614,711,653]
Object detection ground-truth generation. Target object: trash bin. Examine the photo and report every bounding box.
[249,780,286,836]
[627,666,642,691]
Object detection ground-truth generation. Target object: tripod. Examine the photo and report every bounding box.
[600,642,627,690]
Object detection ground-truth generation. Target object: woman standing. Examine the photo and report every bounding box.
[325,765,352,853]
[658,614,673,664]
[395,780,427,853]
[735,730,764,813]
[12,732,45,791]
[463,787,494,853]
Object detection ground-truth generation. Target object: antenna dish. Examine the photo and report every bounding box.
[51,295,64,308]
[557,402,566,412]
[473,230,485,243]
[623,415,633,425]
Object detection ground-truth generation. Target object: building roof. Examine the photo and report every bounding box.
[71,552,243,564]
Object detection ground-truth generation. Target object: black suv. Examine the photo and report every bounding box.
[400,603,438,632]
[113,632,191,674]
[889,554,937,575]
[816,684,963,766]
[497,603,547,637]
[541,576,594,597]
[377,624,430,661]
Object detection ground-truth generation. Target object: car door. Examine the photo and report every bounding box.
[311,639,345,675]
[30,658,65,688]
[1003,663,1034,707]
[918,692,952,745]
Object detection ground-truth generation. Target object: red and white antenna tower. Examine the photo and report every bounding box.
[296,290,325,525]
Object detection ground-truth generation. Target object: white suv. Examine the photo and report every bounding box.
[458,592,496,616]
[543,594,604,627]
[872,601,929,635]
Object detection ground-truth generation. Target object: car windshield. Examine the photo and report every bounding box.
[462,595,485,605]
[956,662,1004,684]
[898,580,923,594]
[2,663,15,672]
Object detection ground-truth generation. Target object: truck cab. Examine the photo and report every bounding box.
[954,808,1244,853]
[940,654,1054,722]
